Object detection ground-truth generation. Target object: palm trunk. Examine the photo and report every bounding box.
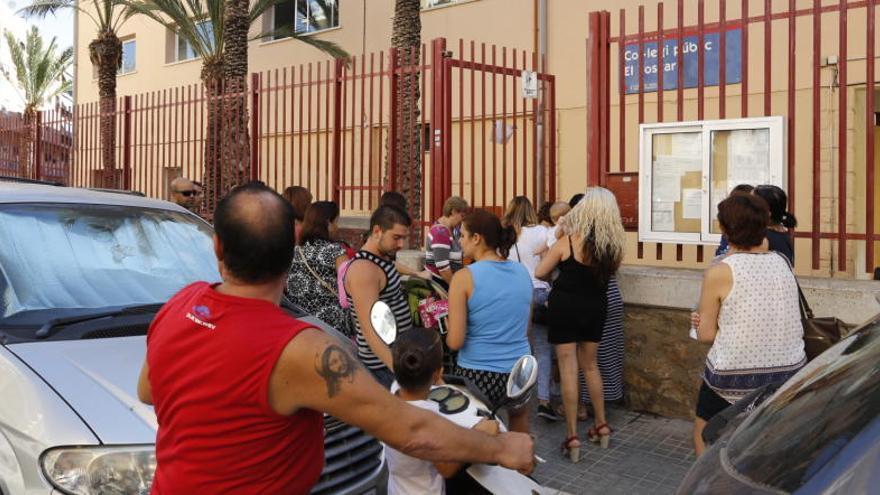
[220,0,252,202]
[201,61,225,219]
[389,0,422,245]
[90,30,122,188]
[20,108,35,179]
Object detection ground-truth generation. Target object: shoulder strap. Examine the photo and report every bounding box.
[514,243,521,262]
[772,250,814,319]
[297,246,338,298]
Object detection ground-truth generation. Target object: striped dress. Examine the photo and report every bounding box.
[345,251,413,371]
[580,276,625,403]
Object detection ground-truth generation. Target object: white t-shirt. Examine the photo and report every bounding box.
[546,225,561,249]
[508,225,550,290]
[385,390,482,495]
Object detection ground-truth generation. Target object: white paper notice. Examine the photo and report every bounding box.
[652,173,681,203]
[652,202,675,231]
[653,155,681,175]
[682,189,702,219]
[680,156,703,172]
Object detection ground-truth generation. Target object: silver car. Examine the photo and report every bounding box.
[0,180,385,495]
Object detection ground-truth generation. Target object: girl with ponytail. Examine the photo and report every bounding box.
[446,209,533,434]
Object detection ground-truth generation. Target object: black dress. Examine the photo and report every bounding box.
[547,237,608,344]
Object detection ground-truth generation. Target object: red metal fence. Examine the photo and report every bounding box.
[587,0,879,277]
[0,108,72,183]
[3,37,556,232]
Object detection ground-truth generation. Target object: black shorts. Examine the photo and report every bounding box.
[453,366,509,409]
[696,382,732,421]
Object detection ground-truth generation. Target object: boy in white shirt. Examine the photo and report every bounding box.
[546,202,571,249]
[384,328,499,494]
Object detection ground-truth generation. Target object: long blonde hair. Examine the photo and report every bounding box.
[566,187,626,285]
[502,196,538,232]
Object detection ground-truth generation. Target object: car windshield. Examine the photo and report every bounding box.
[726,320,880,492]
[0,203,219,320]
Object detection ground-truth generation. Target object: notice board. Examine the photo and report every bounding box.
[638,117,785,244]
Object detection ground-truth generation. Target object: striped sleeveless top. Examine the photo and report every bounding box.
[346,250,413,370]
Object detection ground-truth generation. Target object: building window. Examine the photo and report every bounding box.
[421,0,473,9]
[270,0,338,40]
[119,38,136,75]
[638,116,785,245]
[175,20,214,62]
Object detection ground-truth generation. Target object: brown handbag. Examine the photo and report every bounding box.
[794,280,855,361]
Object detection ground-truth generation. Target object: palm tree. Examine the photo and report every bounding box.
[390,0,422,240]
[123,0,346,213]
[1,27,72,179]
[19,0,129,186]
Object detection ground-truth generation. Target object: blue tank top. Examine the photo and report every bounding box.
[457,260,532,373]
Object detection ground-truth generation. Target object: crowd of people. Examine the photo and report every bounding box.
[148,174,805,493]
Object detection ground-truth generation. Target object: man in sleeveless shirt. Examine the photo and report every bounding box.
[345,205,414,388]
[137,183,534,494]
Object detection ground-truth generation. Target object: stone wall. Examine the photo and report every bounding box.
[623,305,709,419]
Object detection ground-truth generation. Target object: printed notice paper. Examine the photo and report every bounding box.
[652,173,681,203]
[682,189,702,219]
[652,202,675,231]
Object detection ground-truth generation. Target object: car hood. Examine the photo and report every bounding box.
[9,336,156,444]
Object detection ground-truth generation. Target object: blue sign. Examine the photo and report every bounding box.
[623,29,742,94]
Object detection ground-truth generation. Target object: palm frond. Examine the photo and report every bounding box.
[252,27,349,61]
[120,0,222,60]
[248,0,288,24]
[1,27,73,109]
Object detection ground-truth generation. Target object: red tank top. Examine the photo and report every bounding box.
[147,282,324,495]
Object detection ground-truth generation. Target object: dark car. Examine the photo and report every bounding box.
[677,315,880,494]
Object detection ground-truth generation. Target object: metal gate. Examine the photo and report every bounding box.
[587,0,879,277]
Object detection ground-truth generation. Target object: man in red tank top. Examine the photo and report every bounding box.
[137,182,535,494]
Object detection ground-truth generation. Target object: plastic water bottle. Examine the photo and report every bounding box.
[689,304,699,340]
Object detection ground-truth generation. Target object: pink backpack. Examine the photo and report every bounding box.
[337,259,354,309]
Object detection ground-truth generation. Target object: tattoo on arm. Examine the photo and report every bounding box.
[315,344,357,398]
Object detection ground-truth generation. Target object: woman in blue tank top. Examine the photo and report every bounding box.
[446,209,533,434]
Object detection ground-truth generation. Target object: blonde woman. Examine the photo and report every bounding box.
[536,187,625,463]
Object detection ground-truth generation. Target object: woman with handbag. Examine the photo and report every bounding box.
[286,201,352,336]
[691,194,806,456]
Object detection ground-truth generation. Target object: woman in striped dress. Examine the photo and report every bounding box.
[579,276,625,407]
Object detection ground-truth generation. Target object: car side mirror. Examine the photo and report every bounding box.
[370,301,397,346]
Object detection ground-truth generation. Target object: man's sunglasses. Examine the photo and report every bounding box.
[175,190,197,197]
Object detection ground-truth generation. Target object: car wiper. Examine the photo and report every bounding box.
[34,303,166,339]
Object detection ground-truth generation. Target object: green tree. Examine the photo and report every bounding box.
[1,26,72,178]
[123,0,346,213]
[19,0,130,186]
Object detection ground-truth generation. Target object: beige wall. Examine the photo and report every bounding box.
[75,0,880,278]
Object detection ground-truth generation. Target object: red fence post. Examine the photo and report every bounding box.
[33,111,43,181]
[122,96,132,189]
[586,11,609,187]
[431,38,448,222]
[332,58,344,204]
[388,48,399,193]
[250,73,261,182]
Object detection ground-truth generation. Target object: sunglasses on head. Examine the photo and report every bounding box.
[176,190,196,197]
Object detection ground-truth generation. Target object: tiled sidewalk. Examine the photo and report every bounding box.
[529,405,695,495]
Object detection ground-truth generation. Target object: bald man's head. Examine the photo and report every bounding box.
[170,177,197,209]
[213,182,296,284]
